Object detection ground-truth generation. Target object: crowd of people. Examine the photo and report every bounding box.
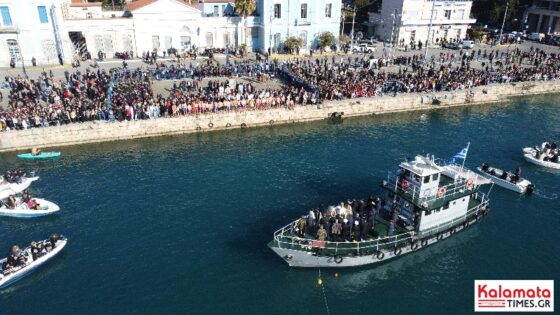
[1,47,559,131]
[2,169,27,184]
[295,197,385,242]
[282,47,560,100]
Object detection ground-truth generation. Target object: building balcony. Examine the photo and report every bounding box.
[0,25,19,34]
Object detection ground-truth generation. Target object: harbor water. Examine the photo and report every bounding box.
[1,95,559,314]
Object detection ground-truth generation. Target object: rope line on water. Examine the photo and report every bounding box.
[318,268,330,315]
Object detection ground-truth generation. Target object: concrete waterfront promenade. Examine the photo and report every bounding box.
[1,80,558,152]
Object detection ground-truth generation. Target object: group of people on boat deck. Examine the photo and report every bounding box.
[1,234,59,276]
[2,169,27,183]
[481,163,523,183]
[2,190,43,210]
[534,142,559,162]
[295,196,383,242]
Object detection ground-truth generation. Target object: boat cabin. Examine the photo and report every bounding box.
[383,155,475,235]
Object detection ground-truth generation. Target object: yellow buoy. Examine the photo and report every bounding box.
[334,272,339,278]
[317,278,323,286]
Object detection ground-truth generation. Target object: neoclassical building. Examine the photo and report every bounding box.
[0,0,342,67]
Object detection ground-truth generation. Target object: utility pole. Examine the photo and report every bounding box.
[498,1,509,45]
[351,6,356,45]
[424,0,436,59]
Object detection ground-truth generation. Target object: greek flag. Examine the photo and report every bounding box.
[449,143,470,164]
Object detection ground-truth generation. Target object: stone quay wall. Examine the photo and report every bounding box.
[1,80,559,152]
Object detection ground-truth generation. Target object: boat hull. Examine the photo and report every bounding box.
[524,153,560,170]
[476,167,530,193]
[0,239,67,289]
[269,215,483,268]
[0,199,60,218]
[17,152,61,160]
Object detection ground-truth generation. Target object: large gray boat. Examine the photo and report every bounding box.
[268,154,493,268]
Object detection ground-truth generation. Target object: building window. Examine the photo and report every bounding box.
[213,5,219,17]
[38,6,48,23]
[300,3,307,19]
[444,10,451,20]
[152,35,160,50]
[0,6,12,26]
[325,4,332,18]
[7,39,20,61]
[300,31,307,48]
[457,9,465,19]
[274,4,281,19]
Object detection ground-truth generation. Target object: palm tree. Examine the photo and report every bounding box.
[235,0,256,57]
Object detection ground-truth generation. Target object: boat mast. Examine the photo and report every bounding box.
[461,142,471,171]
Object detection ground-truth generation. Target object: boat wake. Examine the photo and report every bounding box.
[532,189,558,200]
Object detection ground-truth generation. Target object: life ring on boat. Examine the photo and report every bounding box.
[196,126,202,131]
[437,187,447,197]
[410,241,419,250]
[421,239,428,247]
[226,123,232,128]
[394,247,402,256]
[466,178,474,189]
[376,251,385,260]
[436,233,443,241]
[334,255,343,264]
[463,221,470,229]
[208,122,214,128]
[401,180,410,190]
[241,123,247,129]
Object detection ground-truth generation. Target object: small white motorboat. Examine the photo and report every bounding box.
[0,176,39,200]
[523,142,560,170]
[477,164,534,194]
[0,236,67,289]
[0,198,60,218]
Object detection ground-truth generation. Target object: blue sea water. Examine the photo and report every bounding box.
[0,95,559,314]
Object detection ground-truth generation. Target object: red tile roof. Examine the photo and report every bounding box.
[127,0,197,11]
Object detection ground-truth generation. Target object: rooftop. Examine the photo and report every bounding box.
[400,155,443,177]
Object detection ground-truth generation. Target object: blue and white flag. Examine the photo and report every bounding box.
[449,143,470,164]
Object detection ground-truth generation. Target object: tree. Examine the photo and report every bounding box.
[284,37,303,54]
[473,26,485,42]
[318,32,335,50]
[235,0,256,57]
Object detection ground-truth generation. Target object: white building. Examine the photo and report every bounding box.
[258,0,342,53]
[0,0,342,67]
[369,0,476,47]
[0,0,67,67]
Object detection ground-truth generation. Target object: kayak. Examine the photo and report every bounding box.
[17,152,61,160]
[0,236,67,289]
[0,198,60,218]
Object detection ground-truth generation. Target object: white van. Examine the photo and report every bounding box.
[461,40,474,49]
[529,32,545,41]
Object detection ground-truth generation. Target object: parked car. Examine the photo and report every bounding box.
[529,32,545,42]
[443,42,460,49]
[351,43,376,54]
[461,40,475,49]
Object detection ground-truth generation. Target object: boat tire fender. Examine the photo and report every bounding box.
[394,247,402,256]
[376,251,385,260]
[269,120,274,125]
[226,123,232,127]
[421,239,428,247]
[241,123,247,129]
[463,221,470,229]
[334,255,343,264]
[410,241,419,250]
[437,233,443,241]
[450,227,456,235]
[208,122,214,128]
[196,126,202,131]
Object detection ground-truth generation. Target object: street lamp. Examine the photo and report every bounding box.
[498,0,510,45]
[15,32,27,78]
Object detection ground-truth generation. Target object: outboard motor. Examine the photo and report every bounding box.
[481,163,489,172]
[526,184,535,195]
